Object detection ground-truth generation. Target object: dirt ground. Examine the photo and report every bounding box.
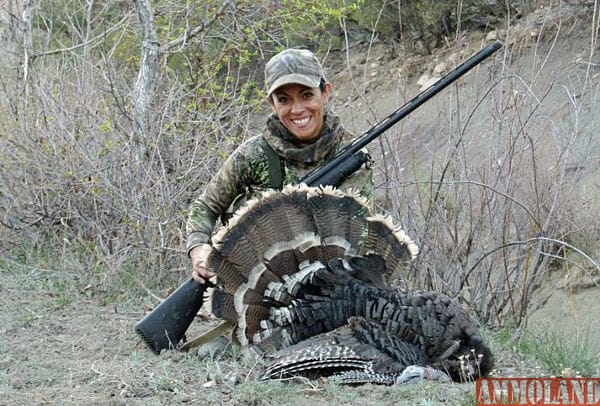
[0,264,554,405]
[1,3,599,405]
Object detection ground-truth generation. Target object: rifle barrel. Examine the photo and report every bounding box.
[301,41,502,186]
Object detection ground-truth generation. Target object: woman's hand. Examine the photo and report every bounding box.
[189,244,216,283]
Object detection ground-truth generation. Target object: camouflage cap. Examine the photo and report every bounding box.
[265,49,325,96]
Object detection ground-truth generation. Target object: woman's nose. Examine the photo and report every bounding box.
[290,99,304,113]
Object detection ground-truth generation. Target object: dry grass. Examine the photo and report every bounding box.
[1,262,554,405]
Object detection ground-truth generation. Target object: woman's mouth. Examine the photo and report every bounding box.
[292,116,311,127]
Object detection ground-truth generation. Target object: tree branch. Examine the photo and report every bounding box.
[159,1,232,53]
[31,13,133,59]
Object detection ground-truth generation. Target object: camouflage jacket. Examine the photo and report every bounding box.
[185,112,373,254]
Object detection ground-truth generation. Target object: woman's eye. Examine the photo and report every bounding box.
[276,96,287,104]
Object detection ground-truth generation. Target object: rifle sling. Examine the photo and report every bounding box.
[265,142,284,189]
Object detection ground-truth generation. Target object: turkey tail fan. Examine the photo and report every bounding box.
[211,288,236,320]
[210,187,315,282]
[362,215,419,283]
[305,186,370,249]
[206,185,419,347]
[210,185,417,288]
[207,185,361,293]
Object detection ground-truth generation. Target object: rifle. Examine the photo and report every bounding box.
[135,41,502,354]
[301,41,503,187]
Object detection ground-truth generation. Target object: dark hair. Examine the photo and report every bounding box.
[319,78,326,92]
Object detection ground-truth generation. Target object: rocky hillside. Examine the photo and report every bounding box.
[327,1,599,341]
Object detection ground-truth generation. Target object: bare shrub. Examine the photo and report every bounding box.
[372,8,600,328]
[0,3,264,293]
[0,0,372,294]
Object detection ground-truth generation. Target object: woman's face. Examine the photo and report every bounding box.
[268,82,332,144]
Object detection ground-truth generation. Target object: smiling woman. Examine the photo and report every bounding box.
[265,49,333,143]
[269,82,332,143]
[185,48,374,290]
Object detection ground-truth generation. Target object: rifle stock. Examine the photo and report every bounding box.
[135,41,502,354]
[135,278,214,354]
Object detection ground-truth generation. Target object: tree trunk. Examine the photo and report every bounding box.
[132,0,159,141]
[21,0,33,90]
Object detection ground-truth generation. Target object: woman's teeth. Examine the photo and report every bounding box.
[293,117,310,126]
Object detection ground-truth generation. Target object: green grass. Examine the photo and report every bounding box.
[497,324,600,377]
[517,327,599,377]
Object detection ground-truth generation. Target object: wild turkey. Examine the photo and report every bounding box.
[205,185,494,384]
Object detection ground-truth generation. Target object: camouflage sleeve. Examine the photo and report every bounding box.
[185,137,271,255]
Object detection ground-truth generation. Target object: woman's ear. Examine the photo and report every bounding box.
[322,82,333,111]
[323,82,333,100]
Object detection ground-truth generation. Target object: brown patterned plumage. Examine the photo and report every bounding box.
[207,185,493,384]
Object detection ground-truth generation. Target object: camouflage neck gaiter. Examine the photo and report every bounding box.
[264,113,344,164]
